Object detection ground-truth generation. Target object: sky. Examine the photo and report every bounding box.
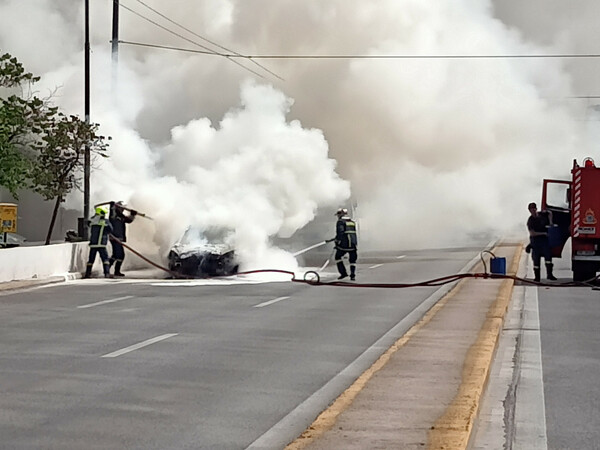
[1,0,599,270]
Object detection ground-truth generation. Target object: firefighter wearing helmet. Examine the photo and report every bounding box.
[108,201,137,276]
[84,206,113,278]
[333,208,358,280]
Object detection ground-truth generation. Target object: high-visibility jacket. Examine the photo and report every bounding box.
[335,216,357,251]
[89,214,113,248]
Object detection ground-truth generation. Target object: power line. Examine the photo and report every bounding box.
[118,2,267,80]
[131,0,283,81]
[115,41,600,102]
[115,41,600,60]
[243,53,600,59]
[120,40,218,55]
[120,3,223,56]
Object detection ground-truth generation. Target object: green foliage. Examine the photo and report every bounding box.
[0,144,29,195]
[30,114,109,201]
[0,53,40,87]
[0,52,110,203]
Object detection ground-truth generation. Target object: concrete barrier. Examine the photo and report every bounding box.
[0,242,89,283]
[0,241,160,283]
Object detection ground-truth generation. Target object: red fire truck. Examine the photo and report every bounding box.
[542,157,600,281]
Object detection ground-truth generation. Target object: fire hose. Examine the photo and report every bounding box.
[108,236,599,289]
[95,201,153,220]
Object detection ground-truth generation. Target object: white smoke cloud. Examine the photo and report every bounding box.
[89,75,350,271]
[2,0,599,261]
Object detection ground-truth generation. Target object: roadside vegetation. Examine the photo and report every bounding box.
[0,52,110,244]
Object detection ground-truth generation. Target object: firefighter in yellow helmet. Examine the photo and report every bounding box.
[84,207,113,278]
[333,208,358,280]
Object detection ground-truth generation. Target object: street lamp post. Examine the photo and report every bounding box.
[82,0,91,239]
[112,0,119,79]
[81,1,118,238]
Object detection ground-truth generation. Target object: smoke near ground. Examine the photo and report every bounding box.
[1,0,599,266]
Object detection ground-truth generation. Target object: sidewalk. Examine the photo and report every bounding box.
[286,242,522,450]
[0,268,166,293]
[0,272,81,293]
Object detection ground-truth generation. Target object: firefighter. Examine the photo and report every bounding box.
[527,202,557,282]
[84,207,113,278]
[333,208,358,280]
[108,201,137,277]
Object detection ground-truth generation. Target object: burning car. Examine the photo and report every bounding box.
[167,227,239,278]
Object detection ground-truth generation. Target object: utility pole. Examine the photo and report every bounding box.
[82,0,91,239]
[111,0,119,90]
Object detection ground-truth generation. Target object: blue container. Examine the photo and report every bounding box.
[490,257,506,275]
[548,225,562,248]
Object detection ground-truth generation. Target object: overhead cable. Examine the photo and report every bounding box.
[242,53,600,59]
[115,41,600,60]
[119,2,267,80]
[132,0,283,81]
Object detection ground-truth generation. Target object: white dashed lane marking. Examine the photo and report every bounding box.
[253,297,290,308]
[101,333,178,358]
[368,255,406,268]
[78,295,134,309]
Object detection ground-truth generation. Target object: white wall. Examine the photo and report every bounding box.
[0,242,158,283]
[0,242,89,283]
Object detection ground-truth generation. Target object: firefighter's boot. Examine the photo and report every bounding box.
[350,264,356,281]
[337,261,348,280]
[103,262,113,278]
[114,261,125,277]
[534,268,541,282]
[84,265,92,279]
[546,262,557,281]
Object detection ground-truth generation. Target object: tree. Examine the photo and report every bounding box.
[0,53,48,197]
[0,52,110,244]
[30,115,109,244]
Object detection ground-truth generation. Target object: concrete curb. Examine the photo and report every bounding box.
[0,272,81,293]
[428,242,523,449]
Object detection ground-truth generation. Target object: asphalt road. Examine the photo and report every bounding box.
[0,246,486,450]
[473,244,600,450]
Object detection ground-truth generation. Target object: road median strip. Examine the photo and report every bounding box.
[286,243,523,450]
[428,242,523,449]
[286,268,470,449]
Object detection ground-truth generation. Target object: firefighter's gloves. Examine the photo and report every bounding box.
[525,244,532,254]
[131,210,138,216]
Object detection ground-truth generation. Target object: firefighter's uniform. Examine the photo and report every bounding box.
[334,209,358,280]
[108,201,136,276]
[527,205,556,281]
[84,208,113,278]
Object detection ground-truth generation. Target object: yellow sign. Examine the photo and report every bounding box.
[0,203,17,233]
